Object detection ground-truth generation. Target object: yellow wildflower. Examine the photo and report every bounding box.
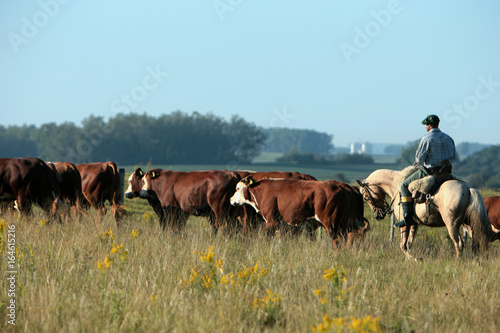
[104,255,113,268]
[314,287,327,305]
[111,243,124,254]
[201,274,214,289]
[323,267,338,281]
[150,294,159,303]
[312,314,334,333]
[131,229,139,238]
[97,260,104,270]
[196,246,215,264]
[220,272,234,285]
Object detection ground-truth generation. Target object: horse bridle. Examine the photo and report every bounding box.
[359,182,395,220]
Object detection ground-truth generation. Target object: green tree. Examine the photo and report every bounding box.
[0,125,38,158]
[264,128,333,153]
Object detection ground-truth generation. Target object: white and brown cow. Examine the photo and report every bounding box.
[230,176,369,247]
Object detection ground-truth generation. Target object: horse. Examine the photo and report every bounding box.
[356,166,493,261]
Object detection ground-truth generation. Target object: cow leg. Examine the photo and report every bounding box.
[16,194,32,216]
[175,212,189,234]
[263,218,280,238]
[345,219,371,247]
[110,193,128,226]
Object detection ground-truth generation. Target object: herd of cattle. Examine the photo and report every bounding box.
[1,157,499,246]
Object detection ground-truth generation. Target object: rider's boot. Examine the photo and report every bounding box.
[394,197,415,228]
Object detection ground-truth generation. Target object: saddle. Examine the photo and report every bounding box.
[408,173,456,204]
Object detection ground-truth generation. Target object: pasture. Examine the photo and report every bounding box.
[1,180,499,332]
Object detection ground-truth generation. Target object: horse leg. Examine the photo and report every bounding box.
[406,225,419,249]
[400,227,419,261]
[445,223,464,260]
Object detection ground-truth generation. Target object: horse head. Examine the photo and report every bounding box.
[356,180,390,220]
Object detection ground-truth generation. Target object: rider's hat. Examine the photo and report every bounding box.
[422,114,440,126]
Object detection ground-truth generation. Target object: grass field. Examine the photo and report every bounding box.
[1,183,499,332]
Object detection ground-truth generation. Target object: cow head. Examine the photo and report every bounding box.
[230,176,260,211]
[124,168,145,199]
[139,169,161,199]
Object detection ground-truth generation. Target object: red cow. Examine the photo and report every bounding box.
[76,162,127,224]
[235,170,317,233]
[47,162,84,217]
[481,196,500,242]
[230,177,369,247]
[236,170,317,181]
[139,169,241,232]
[0,157,62,220]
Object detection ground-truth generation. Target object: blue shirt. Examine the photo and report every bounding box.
[415,128,456,168]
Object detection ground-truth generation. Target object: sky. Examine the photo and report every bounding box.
[1,0,499,147]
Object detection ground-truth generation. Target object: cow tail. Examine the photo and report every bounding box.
[107,161,118,175]
[465,188,490,251]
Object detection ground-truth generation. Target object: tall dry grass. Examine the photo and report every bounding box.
[0,200,499,332]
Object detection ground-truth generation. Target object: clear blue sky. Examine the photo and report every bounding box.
[1,0,499,147]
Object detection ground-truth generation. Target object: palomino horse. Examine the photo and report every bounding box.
[357,166,492,261]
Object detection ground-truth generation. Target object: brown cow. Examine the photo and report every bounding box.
[230,177,369,247]
[139,169,241,232]
[0,157,62,220]
[236,170,317,181]
[76,162,127,224]
[235,170,317,234]
[47,162,84,217]
[481,196,500,242]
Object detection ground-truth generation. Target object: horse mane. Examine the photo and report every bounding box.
[365,165,419,188]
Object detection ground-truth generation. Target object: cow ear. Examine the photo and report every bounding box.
[247,177,259,187]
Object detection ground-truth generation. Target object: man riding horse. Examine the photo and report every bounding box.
[396,114,457,228]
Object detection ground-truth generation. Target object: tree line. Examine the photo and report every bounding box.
[0,112,334,165]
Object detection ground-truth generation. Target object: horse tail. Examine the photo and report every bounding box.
[465,188,490,252]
